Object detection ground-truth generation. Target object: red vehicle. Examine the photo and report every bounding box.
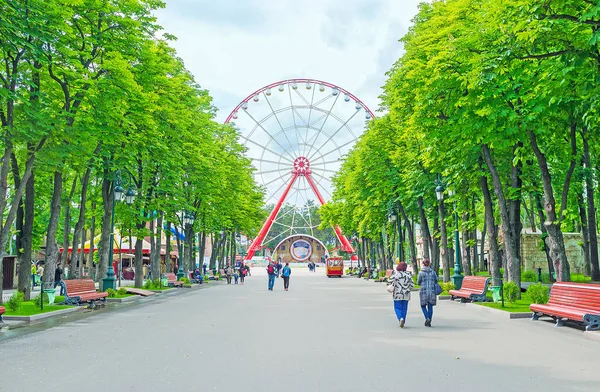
[326,257,344,278]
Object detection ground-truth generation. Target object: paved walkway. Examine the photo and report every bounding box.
[0,269,598,391]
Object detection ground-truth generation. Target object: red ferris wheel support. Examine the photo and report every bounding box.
[244,156,354,261]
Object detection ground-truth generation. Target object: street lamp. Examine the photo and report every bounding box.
[102,171,135,291]
[177,211,195,280]
[447,188,464,289]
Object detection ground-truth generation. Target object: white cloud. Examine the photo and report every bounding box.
[155,0,423,121]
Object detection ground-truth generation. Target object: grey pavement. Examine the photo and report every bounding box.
[0,268,599,392]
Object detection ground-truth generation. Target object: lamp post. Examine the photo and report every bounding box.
[447,189,464,289]
[435,178,451,284]
[102,172,135,291]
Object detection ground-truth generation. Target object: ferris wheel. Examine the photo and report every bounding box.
[225,78,374,260]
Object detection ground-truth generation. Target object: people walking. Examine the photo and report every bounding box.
[239,264,247,284]
[282,262,291,291]
[389,262,414,328]
[31,262,37,287]
[225,264,233,284]
[54,262,66,296]
[417,259,438,327]
[266,261,276,291]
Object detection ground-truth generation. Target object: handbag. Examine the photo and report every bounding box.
[387,283,395,293]
[434,282,443,295]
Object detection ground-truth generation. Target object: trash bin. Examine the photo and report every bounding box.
[490,286,502,303]
[41,282,56,307]
[161,277,168,287]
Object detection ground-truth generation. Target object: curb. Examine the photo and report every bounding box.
[438,295,452,301]
[106,295,141,303]
[446,299,532,319]
[150,288,178,294]
[2,307,83,322]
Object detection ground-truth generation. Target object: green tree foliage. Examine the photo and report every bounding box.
[0,0,264,297]
[323,0,600,286]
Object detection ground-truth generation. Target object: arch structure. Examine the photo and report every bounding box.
[272,234,330,264]
[224,78,374,261]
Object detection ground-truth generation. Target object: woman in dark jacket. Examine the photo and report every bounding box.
[417,259,438,327]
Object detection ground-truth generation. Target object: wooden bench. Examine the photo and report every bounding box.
[449,276,490,302]
[531,282,600,331]
[164,273,183,287]
[0,305,5,325]
[64,279,108,305]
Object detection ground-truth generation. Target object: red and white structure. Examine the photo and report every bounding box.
[225,79,374,261]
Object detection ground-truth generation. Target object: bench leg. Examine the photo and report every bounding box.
[555,318,565,327]
[532,312,541,321]
[583,314,600,331]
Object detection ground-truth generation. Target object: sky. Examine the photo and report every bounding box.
[155,0,424,122]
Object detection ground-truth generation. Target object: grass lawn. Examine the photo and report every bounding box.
[4,302,73,316]
[475,293,534,313]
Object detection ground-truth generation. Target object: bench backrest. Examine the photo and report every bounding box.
[460,276,490,292]
[0,306,6,314]
[164,273,177,282]
[64,279,97,295]
[386,269,393,277]
[548,283,600,311]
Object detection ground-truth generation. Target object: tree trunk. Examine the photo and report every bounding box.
[432,215,440,273]
[399,202,418,272]
[79,223,87,279]
[97,176,113,282]
[61,177,78,277]
[438,199,450,282]
[17,173,35,300]
[198,231,206,271]
[461,211,472,276]
[482,144,521,291]
[582,128,600,281]
[509,143,523,276]
[71,146,98,279]
[534,193,555,281]
[165,222,171,273]
[529,130,573,282]
[481,173,502,286]
[480,219,486,272]
[417,197,431,260]
[149,217,156,279]
[209,233,217,270]
[10,153,28,299]
[88,200,96,279]
[152,211,163,280]
[134,237,143,287]
[578,194,592,276]
[42,171,63,285]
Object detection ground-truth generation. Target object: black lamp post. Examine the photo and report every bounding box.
[102,171,135,291]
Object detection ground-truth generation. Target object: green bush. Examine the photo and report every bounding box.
[378,270,386,278]
[362,272,369,278]
[117,287,128,296]
[503,281,520,303]
[179,277,191,284]
[521,270,538,282]
[441,282,455,294]
[527,283,549,304]
[106,288,117,298]
[6,292,24,312]
[33,293,51,308]
[143,280,152,289]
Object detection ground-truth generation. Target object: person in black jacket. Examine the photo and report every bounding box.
[54,262,66,296]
